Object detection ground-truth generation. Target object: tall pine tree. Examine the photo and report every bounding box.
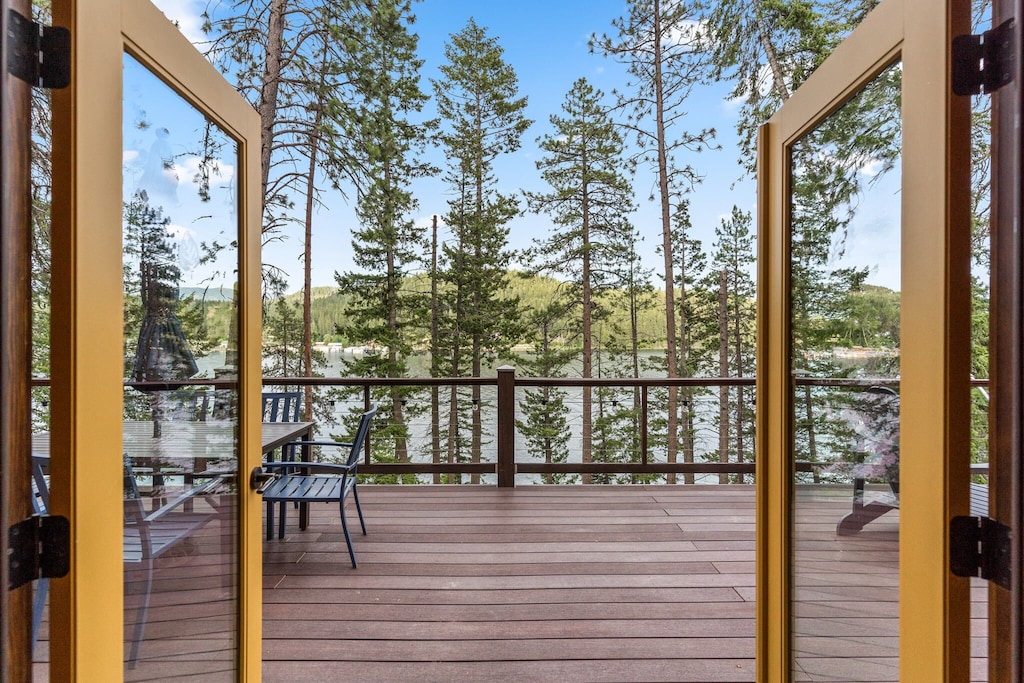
[336,0,433,466]
[592,0,715,483]
[432,19,530,479]
[525,77,635,483]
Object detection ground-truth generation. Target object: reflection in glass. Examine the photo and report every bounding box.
[122,54,239,680]
[789,61,902,681]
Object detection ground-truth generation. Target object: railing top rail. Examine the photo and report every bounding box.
[28,375,992,389]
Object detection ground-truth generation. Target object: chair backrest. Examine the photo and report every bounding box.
[31,455,49,514]
[346,406,377,468]
[123,453,148,525]
[262,392,301,422]
[164,389,209,421]
[843,386,899,481]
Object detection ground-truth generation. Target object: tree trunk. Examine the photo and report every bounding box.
[718,270,730,484]
[259,0,286,205]
[581,182,593,484]
[733,268,746,482]
[430,216,441,484]
[300,46,328,422]
[752,0,791,101]
[384,160,408,463]
[652,0,680,484]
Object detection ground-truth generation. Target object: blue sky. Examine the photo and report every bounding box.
[150,0,899,293]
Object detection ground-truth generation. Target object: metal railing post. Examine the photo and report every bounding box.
[497,366,516,487]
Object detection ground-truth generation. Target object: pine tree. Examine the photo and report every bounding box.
[591,0,716,484]
[695,0,879,172]
[525,77,635,483]
[432,19,531,480]
[515,302,577,484]
[704,207,756,481]
[336,0,433,465]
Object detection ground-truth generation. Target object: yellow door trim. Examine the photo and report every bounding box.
[51,1,125,678]
[756,0,971,679]
[900,1,972,678]
[50,1,261,679]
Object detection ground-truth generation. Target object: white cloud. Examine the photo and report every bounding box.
[665,18,706,47]
[123,150,140,164]
[858,158,884,178]
[179,155,236,185]
[150,0,206,46]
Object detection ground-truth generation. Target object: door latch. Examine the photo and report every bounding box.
[250,467,278,494]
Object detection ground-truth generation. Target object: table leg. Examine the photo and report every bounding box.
[298,425,313,530]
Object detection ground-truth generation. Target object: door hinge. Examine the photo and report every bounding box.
[952,18,1015,96]
[8,514,70,591]
[6,8,70,89]
[950,515,1011,589]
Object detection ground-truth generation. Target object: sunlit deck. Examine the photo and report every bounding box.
[33,483,988,681]
[262,485,755,682]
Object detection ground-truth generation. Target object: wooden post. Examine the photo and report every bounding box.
[496,366,515,487]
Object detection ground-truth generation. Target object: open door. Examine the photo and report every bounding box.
[44,1,262,679]
[757,0,973,680]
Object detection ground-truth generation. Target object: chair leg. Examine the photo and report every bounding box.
[352,484,367,536]
[266,499,274,541]
[128,561,154,668]
[340,503,357,569]
[278,501,287,539]
[32,577,48,650]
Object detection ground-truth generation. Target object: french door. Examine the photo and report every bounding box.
[0,0,261,679]
[757,0,975,680]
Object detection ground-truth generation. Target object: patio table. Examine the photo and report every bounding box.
[31,420,316,525]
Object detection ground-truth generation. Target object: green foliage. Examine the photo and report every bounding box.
[695,0,880,173]
[516,302,579,484]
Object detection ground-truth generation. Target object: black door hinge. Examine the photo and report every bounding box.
[952,18,1015,96]
[950,515,1011,589]
[7,8,70,89]
[8,514,70,591]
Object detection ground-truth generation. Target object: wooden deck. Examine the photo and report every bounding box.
[31,484,990,681]
[262,485,758,682]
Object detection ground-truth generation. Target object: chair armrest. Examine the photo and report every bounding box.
[282,440,355,449]
[141,476,226,523]
[261,461,356,474]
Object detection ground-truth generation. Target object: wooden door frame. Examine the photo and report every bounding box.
[1,0,37,679]
[756,0,973,679]
[988,0,1024,677]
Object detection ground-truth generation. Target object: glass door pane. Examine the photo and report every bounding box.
[121,53,240,679]
[788,61,902,681]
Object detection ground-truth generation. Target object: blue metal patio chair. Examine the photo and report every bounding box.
[30,454,222,664]
[262,391,303,534]
[258,407,376,568]
[262,391,301,422]
[30,455,50,650]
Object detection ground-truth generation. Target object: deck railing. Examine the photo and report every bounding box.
[263,369,761,486]
[32,372,989,487]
